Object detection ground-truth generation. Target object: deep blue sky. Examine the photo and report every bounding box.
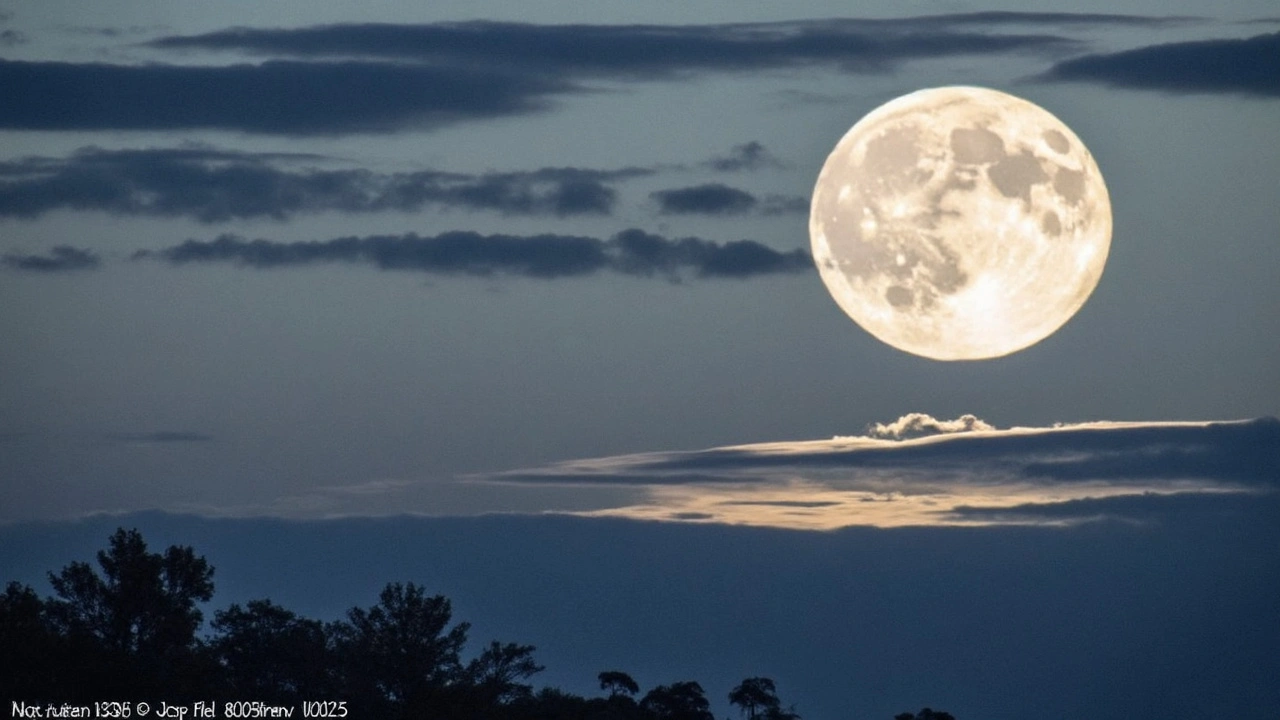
[1,2,1278,717]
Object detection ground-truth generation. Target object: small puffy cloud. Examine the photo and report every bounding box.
[865,412,995,440]
[1040,31,1280,97]
[2,246,100,272]
[135,229,813,281]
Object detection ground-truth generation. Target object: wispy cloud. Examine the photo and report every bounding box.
[147,17,1090,74]
[134,229,813,280]
[2,246,100,272]
[1041,31,1280,97]
[477,415,1280,529]
[701,141,784,172]
[0,147,649,221]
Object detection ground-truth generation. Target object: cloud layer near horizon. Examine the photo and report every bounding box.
[477,415,1280,529]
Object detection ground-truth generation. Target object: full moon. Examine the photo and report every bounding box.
[810,86,1111,360]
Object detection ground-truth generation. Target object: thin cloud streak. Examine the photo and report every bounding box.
[2,246,100,272]
[0,147,648,221]
[478,415,1279,529]
[134,229,814,280]
[148,18,1087,74]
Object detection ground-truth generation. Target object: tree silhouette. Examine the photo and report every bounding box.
[211,599,331,703]
[329,582,470,717]
[599,670,641,697]
[467,640,545,704]
[42,528,215,697]
[729,677,781,719]
[2,526,955,720]
[640,681,715,720]
[0,582,60,700]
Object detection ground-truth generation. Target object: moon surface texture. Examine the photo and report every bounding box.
[810,86,1111,360]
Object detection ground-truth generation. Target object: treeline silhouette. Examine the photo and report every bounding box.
[1,528,953,720]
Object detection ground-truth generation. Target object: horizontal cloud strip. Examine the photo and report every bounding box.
[0,147,646,222]
[0,59,569,134]
[1041,31,1280,97]
[2,246,100,272]
[650,183,809,216]
[149,18,1084,76]
[135,230,813,280]
[479,415,1279,528]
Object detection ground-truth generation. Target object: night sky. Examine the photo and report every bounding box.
[2,2,1278,718]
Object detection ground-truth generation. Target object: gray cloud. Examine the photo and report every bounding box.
[1040,31,1280,97]
[702,142,783,172]
[134,229,813,280]
[650,183,807,216]
[0,58,573,135]
[147,18,1089,75]
[652,184,758,215]
[2,246,101,272]
[0,147,649,222]
[3,14,1205,136]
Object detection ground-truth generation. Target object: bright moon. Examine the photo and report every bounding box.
[810,86,1112,360]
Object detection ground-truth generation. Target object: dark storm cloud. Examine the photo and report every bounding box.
[1041,32,1280,97]
[0,147,648,221]
[702,142,783,172]
[650,183,808,216]
[0,29,26,46]
[135,229,813,280]
[0,59,571,134]
[1,246,100,272]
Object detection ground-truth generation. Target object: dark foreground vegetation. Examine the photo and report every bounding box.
[1,528,953,719]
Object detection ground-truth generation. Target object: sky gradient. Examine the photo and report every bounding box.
[1,2,1278,718]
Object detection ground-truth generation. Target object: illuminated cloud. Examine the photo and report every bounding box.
[478,415,1279,529]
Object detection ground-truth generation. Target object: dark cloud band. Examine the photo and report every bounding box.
[135,229,813,280]
[0,147,648,222]
[0,58,571,135]
[2,246,100,272]
[1041,32,1280,97]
